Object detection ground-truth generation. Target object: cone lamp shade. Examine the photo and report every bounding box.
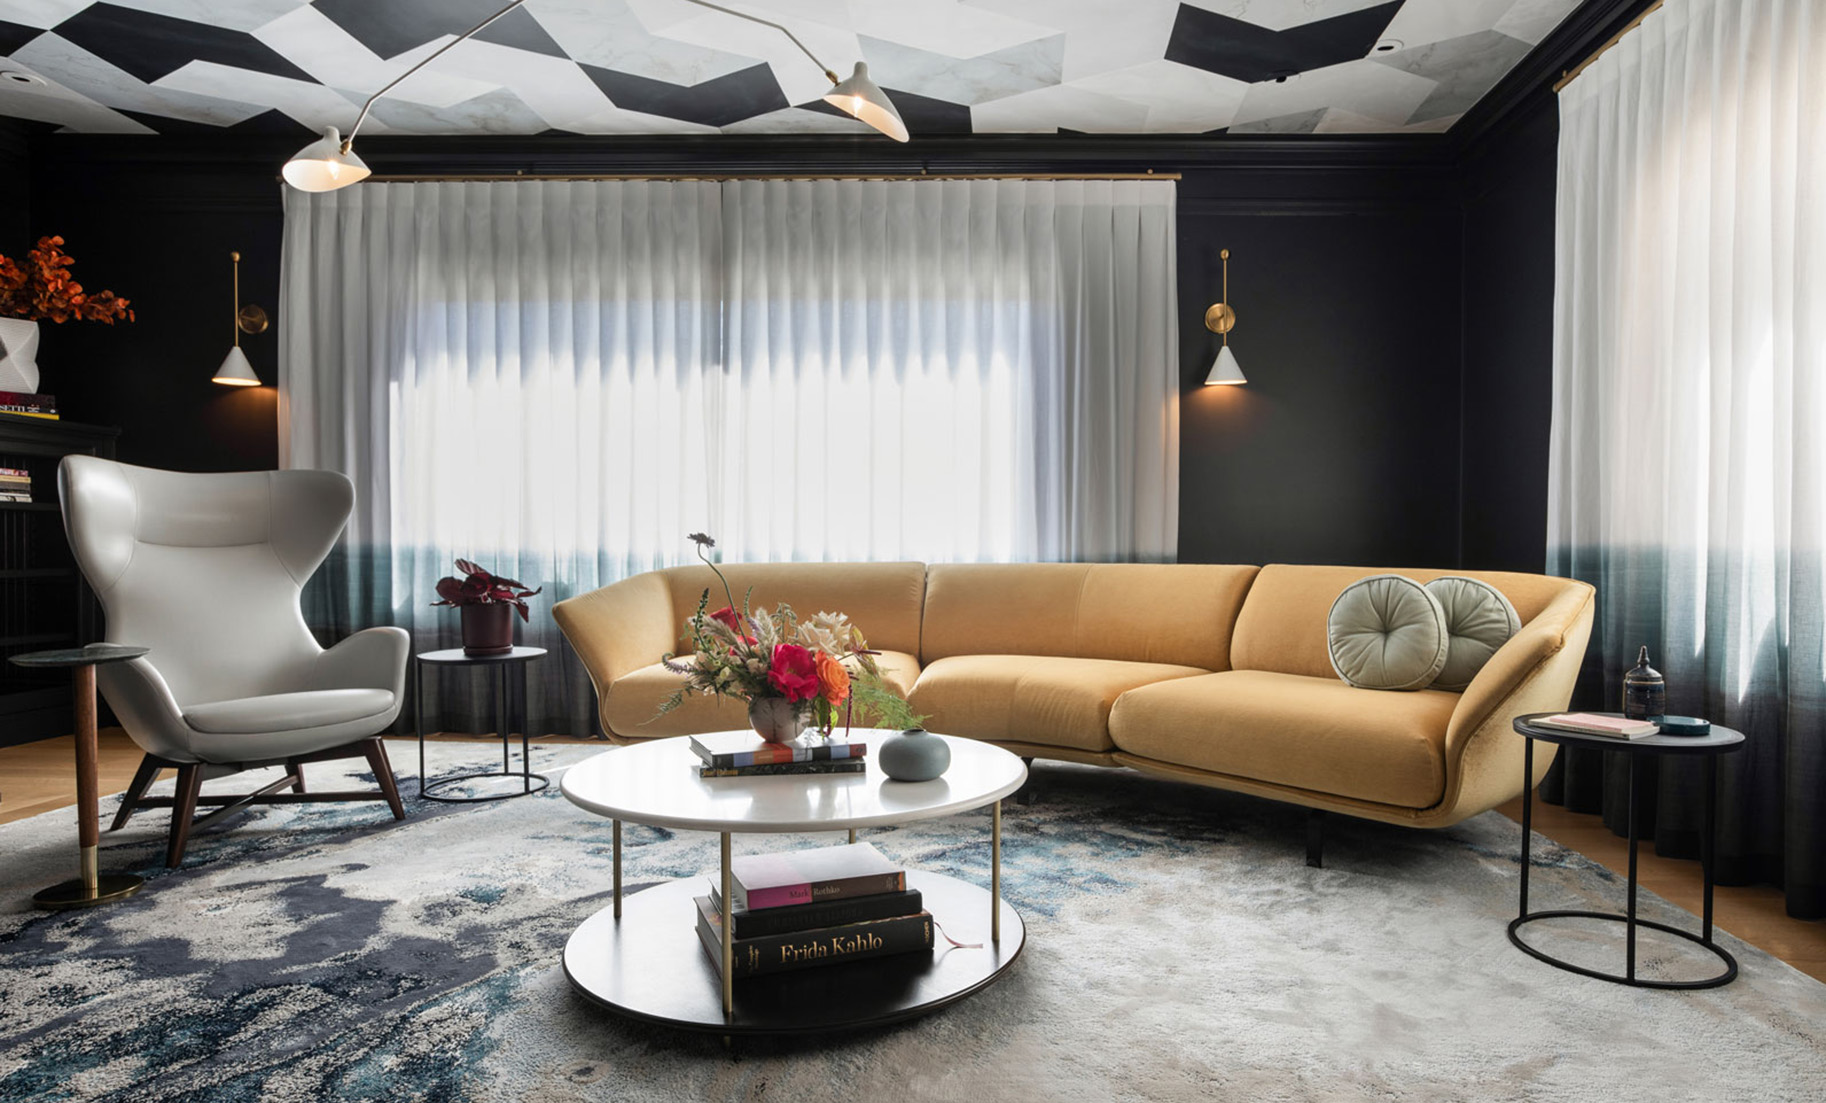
[824,62,909,142]
[1205,344,1246,385]
[213,345,260,386]
[282,126,371,193]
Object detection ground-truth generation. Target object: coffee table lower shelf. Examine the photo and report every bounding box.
[562,869,1025,1035]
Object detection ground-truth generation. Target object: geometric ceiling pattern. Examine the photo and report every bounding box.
[0,1,1583,138]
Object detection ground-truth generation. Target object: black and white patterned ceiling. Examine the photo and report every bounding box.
[0,1,1582,137]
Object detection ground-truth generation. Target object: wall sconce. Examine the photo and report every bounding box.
[212,251,267,387]
[1204,248,1246,386]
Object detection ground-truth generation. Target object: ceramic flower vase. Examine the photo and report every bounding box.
[879,728,950,782]
[0,319,41,394]
[460,602,514,656]
[748,696,805,744]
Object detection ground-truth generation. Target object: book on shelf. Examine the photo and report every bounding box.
[688,730,868,769]
[707,885,925,939]
[1533,713,1661,739]
[0,391,56,416]
[0,467,29,478]
[0,492,31,503]
[693,894,933,978]
[0,409,58,420]
[698,758,867,779]
[730,840,905,911]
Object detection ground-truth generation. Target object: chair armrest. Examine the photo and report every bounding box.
[552,571,678,706]
[97,656,196,762]
[312,626,410,698]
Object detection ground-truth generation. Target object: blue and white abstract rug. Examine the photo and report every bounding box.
[1,740,1822,1102]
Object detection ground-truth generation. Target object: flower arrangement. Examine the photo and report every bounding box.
[0,236,133,324]
[430,558,541,620]
[658,534,922,741]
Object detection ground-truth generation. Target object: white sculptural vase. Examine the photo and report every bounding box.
[0,319,41,394]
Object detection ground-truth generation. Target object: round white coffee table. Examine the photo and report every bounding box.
[560,729,1027,1034]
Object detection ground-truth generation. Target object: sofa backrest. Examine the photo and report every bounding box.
[659,562,928,657]
[1230,564,1589,681]
[921,563,1260,670]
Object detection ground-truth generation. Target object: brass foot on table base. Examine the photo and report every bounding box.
[33,873,145,911]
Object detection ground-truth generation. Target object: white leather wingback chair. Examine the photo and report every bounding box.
[59,456,410,866]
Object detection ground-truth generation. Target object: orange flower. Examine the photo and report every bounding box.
[814,651,850,705]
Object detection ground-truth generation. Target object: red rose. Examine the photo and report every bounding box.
[767,644,821,702]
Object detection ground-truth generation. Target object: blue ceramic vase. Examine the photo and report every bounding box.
[879,728,950,782]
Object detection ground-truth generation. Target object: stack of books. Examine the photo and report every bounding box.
[1533,712,1661,739]
[689,731,868,778]
[0,391,58,420]
[0,467,30,502]
[695,841,933,979]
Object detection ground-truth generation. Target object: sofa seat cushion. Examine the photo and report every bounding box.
[183,688,396,734]
[1108,670,1461,809]
[603,651,921,740]
[910,655,1210,753]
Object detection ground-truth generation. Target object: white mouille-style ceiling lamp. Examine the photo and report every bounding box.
[1204,249,1246,386]
[212,251,266,387]
[282,0,910,192]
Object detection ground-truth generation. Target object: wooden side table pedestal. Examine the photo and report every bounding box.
[10,643,149,910]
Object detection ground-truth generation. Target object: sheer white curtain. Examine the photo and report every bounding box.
[281,177,1179,734]
[1548,0,1826,914]
[718,178,1178,563]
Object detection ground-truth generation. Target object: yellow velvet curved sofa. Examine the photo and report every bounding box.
[552,562,1594,832]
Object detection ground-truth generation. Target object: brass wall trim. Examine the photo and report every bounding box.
[1553,0,1663,93]
[358,171,1182,183]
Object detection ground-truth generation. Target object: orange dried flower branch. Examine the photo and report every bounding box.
[0,236,134,324]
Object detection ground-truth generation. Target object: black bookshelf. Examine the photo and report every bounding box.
[0,413,118,747]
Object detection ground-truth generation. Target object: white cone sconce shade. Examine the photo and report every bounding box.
[824,62,909,142]
[281,126,371,193]
[213,345,260,386]
[1203,247,1246,385]
[1206,344,1246,386]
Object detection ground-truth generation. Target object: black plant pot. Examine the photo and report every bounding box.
[461,602,515,656]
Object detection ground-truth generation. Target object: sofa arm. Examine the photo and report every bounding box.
[1426,583,1595,825]
[97,656,197,763]
[313,626,410,698]
[552,571,679,705]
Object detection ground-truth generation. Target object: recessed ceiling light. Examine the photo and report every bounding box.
[1374,39,1404,53]
[0,71,45,86]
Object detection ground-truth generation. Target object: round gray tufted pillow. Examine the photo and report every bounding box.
[1424,576,1522,691]
[1327,575,1450,691]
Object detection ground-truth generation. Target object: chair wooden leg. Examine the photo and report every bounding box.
[167,765,204,868]
[285,758,307,794]
[364,738,406,821]
[111,754,162,832]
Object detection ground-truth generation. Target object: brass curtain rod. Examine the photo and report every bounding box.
[1553,0,1663,92]
[355,171,1182,183]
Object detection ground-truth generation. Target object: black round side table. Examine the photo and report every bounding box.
[9,644,149,910]
[1510,712,1745,989]
[413,646,549,803]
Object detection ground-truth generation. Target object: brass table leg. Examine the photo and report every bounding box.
[612,819,622,920]
[34,664,144,910]
[992,799,1002,945]
[720,832,734,1017]
[847,828,856,844]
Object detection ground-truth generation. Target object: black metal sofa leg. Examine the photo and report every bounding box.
[1307,808,1325,869]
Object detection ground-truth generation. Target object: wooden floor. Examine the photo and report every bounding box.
[3,731,1820,983]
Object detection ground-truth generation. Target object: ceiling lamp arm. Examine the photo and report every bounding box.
[681,0,840,84]
[344,0,532,150]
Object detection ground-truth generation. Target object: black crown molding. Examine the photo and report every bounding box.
[1449,0,1660,163]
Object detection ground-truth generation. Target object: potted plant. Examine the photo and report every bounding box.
[0,236,133,395]
[431,558,541,656]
